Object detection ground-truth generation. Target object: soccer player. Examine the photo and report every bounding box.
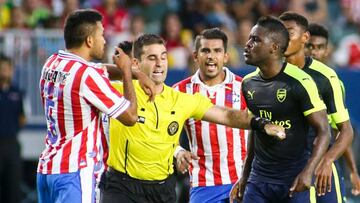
[173,28,249,203]
[0,54,26,203]
[231,16,330,203]
[36,9,140,203]
[306,23,360,197]
[100,34,285,203]
[279,12,354,202]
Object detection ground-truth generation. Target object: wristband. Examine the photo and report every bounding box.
[173,145,185,158]
[250,117,271,132]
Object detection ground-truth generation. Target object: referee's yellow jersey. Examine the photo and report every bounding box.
[107,80,213,180]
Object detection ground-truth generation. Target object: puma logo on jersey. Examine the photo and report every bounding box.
[247,90,255,100]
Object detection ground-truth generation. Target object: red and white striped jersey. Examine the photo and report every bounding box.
[37,50,130,174]
[173,68,249,187]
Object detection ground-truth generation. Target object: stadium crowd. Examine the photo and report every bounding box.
[1,0,360,70]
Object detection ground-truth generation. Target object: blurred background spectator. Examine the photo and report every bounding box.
[161,12,191,70]
[0,0,12,30]
[94,0,129,35]
[0,54,26,203]
[22,0,50,28]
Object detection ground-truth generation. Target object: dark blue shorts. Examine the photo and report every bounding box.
[243,181,315,203]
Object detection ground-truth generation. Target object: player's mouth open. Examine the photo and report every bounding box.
[205,62,217,70]
[153,70,163,76]
[244,50,250,57]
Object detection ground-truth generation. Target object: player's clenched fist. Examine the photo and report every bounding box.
[113,47,132,73]
[264,123,286,140]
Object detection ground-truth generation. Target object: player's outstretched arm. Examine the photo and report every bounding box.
[113,48,138,126]
[229,131,254,203]
[290,109,330,197]
[201,106,286,139]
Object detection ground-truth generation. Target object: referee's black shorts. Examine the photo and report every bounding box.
[99,167,176,203]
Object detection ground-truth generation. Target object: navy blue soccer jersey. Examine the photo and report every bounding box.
[303,57,350,153]
[242,62,326,184]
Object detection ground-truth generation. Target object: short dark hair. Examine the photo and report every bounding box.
[115,41,133,56]
[308,23,329,41]
[133,34,165,60]
[279,11,309,31]
[257,16,290,54]
[194,27,228,52]
[64,9,103,49]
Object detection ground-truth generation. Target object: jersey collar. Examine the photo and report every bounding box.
[303,56,313,70]
[156,84,172,99]
[58,50,91,65]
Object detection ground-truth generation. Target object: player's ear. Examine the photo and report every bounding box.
[193,51,198,62]
[132,57,140,69]
[302,31,310,44]
[223,52,229,64]
[271,43,280,54]
[85,35,93,48]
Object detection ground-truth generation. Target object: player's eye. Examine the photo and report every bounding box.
[306,44,314,50]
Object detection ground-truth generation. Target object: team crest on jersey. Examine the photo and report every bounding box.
[167,121,179,136]
[276,89,287,102]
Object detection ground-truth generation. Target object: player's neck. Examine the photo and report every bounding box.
[286,51,306,69]
[67,48,91,62]
[259,59,284,79]
[154,83,164,95]
[199,70,226,86]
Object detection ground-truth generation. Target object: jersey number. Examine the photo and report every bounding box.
[45,99,58,144]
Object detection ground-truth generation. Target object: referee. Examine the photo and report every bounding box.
[99,34,285,203]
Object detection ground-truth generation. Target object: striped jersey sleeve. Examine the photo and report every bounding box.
[82,67,130,118]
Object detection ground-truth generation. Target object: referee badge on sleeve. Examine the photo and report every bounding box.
[168,121,179,136]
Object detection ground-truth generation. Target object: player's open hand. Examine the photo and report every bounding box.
[229,178,246,203]
[350,172,360,196]
[314,159,332,196]
[113,47,132,74]
[264,123,286,140]
[176,150,199,174]
[289,170,312,197]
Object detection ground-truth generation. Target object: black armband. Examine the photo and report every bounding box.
[250,117,271,132]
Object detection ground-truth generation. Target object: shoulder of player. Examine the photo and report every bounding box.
[242,69,260,82]
[111,80,140,91]
[308,59,339,80]
[225,68,243,83]
[283,63,314,81]
[172,76,192,91]
[169,85,207,101]
[282,63,320,94]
